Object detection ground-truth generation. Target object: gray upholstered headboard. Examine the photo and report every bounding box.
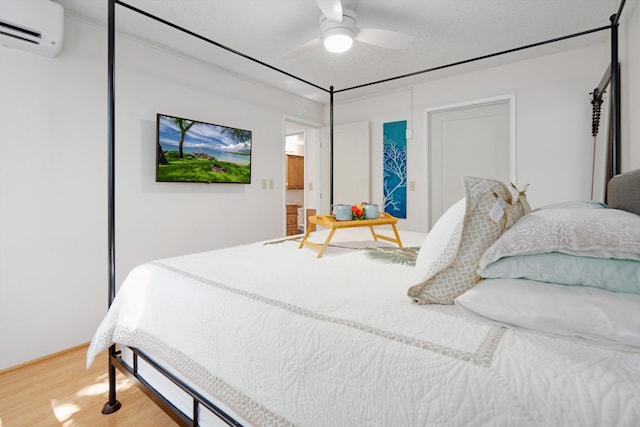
[607,169,640,216]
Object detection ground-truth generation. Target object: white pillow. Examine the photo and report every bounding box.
[408,176,529,305]
[479,208,640,269]
[410,197,466,283]
[455,278,640,348]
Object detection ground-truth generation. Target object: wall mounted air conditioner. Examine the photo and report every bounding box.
[0,0,64,58]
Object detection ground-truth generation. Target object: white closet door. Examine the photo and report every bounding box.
[429,101,511,227]
[332,121,370,205]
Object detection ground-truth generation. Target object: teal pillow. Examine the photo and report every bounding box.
[478,252,640,294]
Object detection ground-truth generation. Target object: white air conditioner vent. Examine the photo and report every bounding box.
[0,0,64,58]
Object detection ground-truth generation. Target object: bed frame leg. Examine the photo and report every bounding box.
[102,345,122,414]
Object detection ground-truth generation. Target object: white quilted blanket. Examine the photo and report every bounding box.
[87,228,640,426]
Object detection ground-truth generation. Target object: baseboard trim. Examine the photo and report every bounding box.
[0,342,90,375]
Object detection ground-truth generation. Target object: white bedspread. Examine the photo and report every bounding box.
[88,228,640,426]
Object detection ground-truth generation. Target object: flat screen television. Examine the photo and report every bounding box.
[156,113,252,184]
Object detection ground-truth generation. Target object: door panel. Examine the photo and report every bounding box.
[429,101,511,227]
[332,121,371,205]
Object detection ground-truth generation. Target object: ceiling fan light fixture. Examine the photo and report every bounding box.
[323,30,353,53]
[320,11,356,53]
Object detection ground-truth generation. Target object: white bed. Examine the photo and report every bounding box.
[87,176,640,427]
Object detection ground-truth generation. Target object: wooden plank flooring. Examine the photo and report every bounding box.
[0,344,177,426]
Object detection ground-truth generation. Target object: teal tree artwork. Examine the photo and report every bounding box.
[383,121,407,218]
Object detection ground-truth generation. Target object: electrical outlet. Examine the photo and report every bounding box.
[409,181,416,191]
[261,179,266,189]
[269,179,274,190]
[308,182,313,191]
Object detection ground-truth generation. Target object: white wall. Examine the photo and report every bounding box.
[621,1,640,171]
[0,16,323,370]
[332,44,612,232]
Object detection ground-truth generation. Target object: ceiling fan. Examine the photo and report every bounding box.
[282,0,414,58]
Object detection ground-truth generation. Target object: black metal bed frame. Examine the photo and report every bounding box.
[101,0,628,425]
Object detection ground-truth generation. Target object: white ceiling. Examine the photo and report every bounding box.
[55,0,635,103]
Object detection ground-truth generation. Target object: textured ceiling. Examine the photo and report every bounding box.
[55,0,634,102]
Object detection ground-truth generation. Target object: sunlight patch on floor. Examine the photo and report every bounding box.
[116,377,134,393]
[75,373,133,398]
[79,378,133,397]
[46,370,135,425]
[77,381,110,396]
[51,399,79,422]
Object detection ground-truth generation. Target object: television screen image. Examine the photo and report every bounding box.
[156,113,252,183]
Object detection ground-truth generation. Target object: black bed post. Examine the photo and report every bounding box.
[610,13,621,176]
[102,0,122,415]
[329,85,334,207]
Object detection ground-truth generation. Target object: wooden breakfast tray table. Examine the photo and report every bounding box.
[298,213,403,258]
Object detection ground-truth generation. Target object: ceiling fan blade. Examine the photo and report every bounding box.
[316,0,343,23]
[281,37,322,59]
[355,28,413,50]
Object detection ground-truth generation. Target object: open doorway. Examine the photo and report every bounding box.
[285,120,321,236]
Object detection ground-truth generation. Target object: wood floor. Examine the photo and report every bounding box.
[0,344,178,426]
